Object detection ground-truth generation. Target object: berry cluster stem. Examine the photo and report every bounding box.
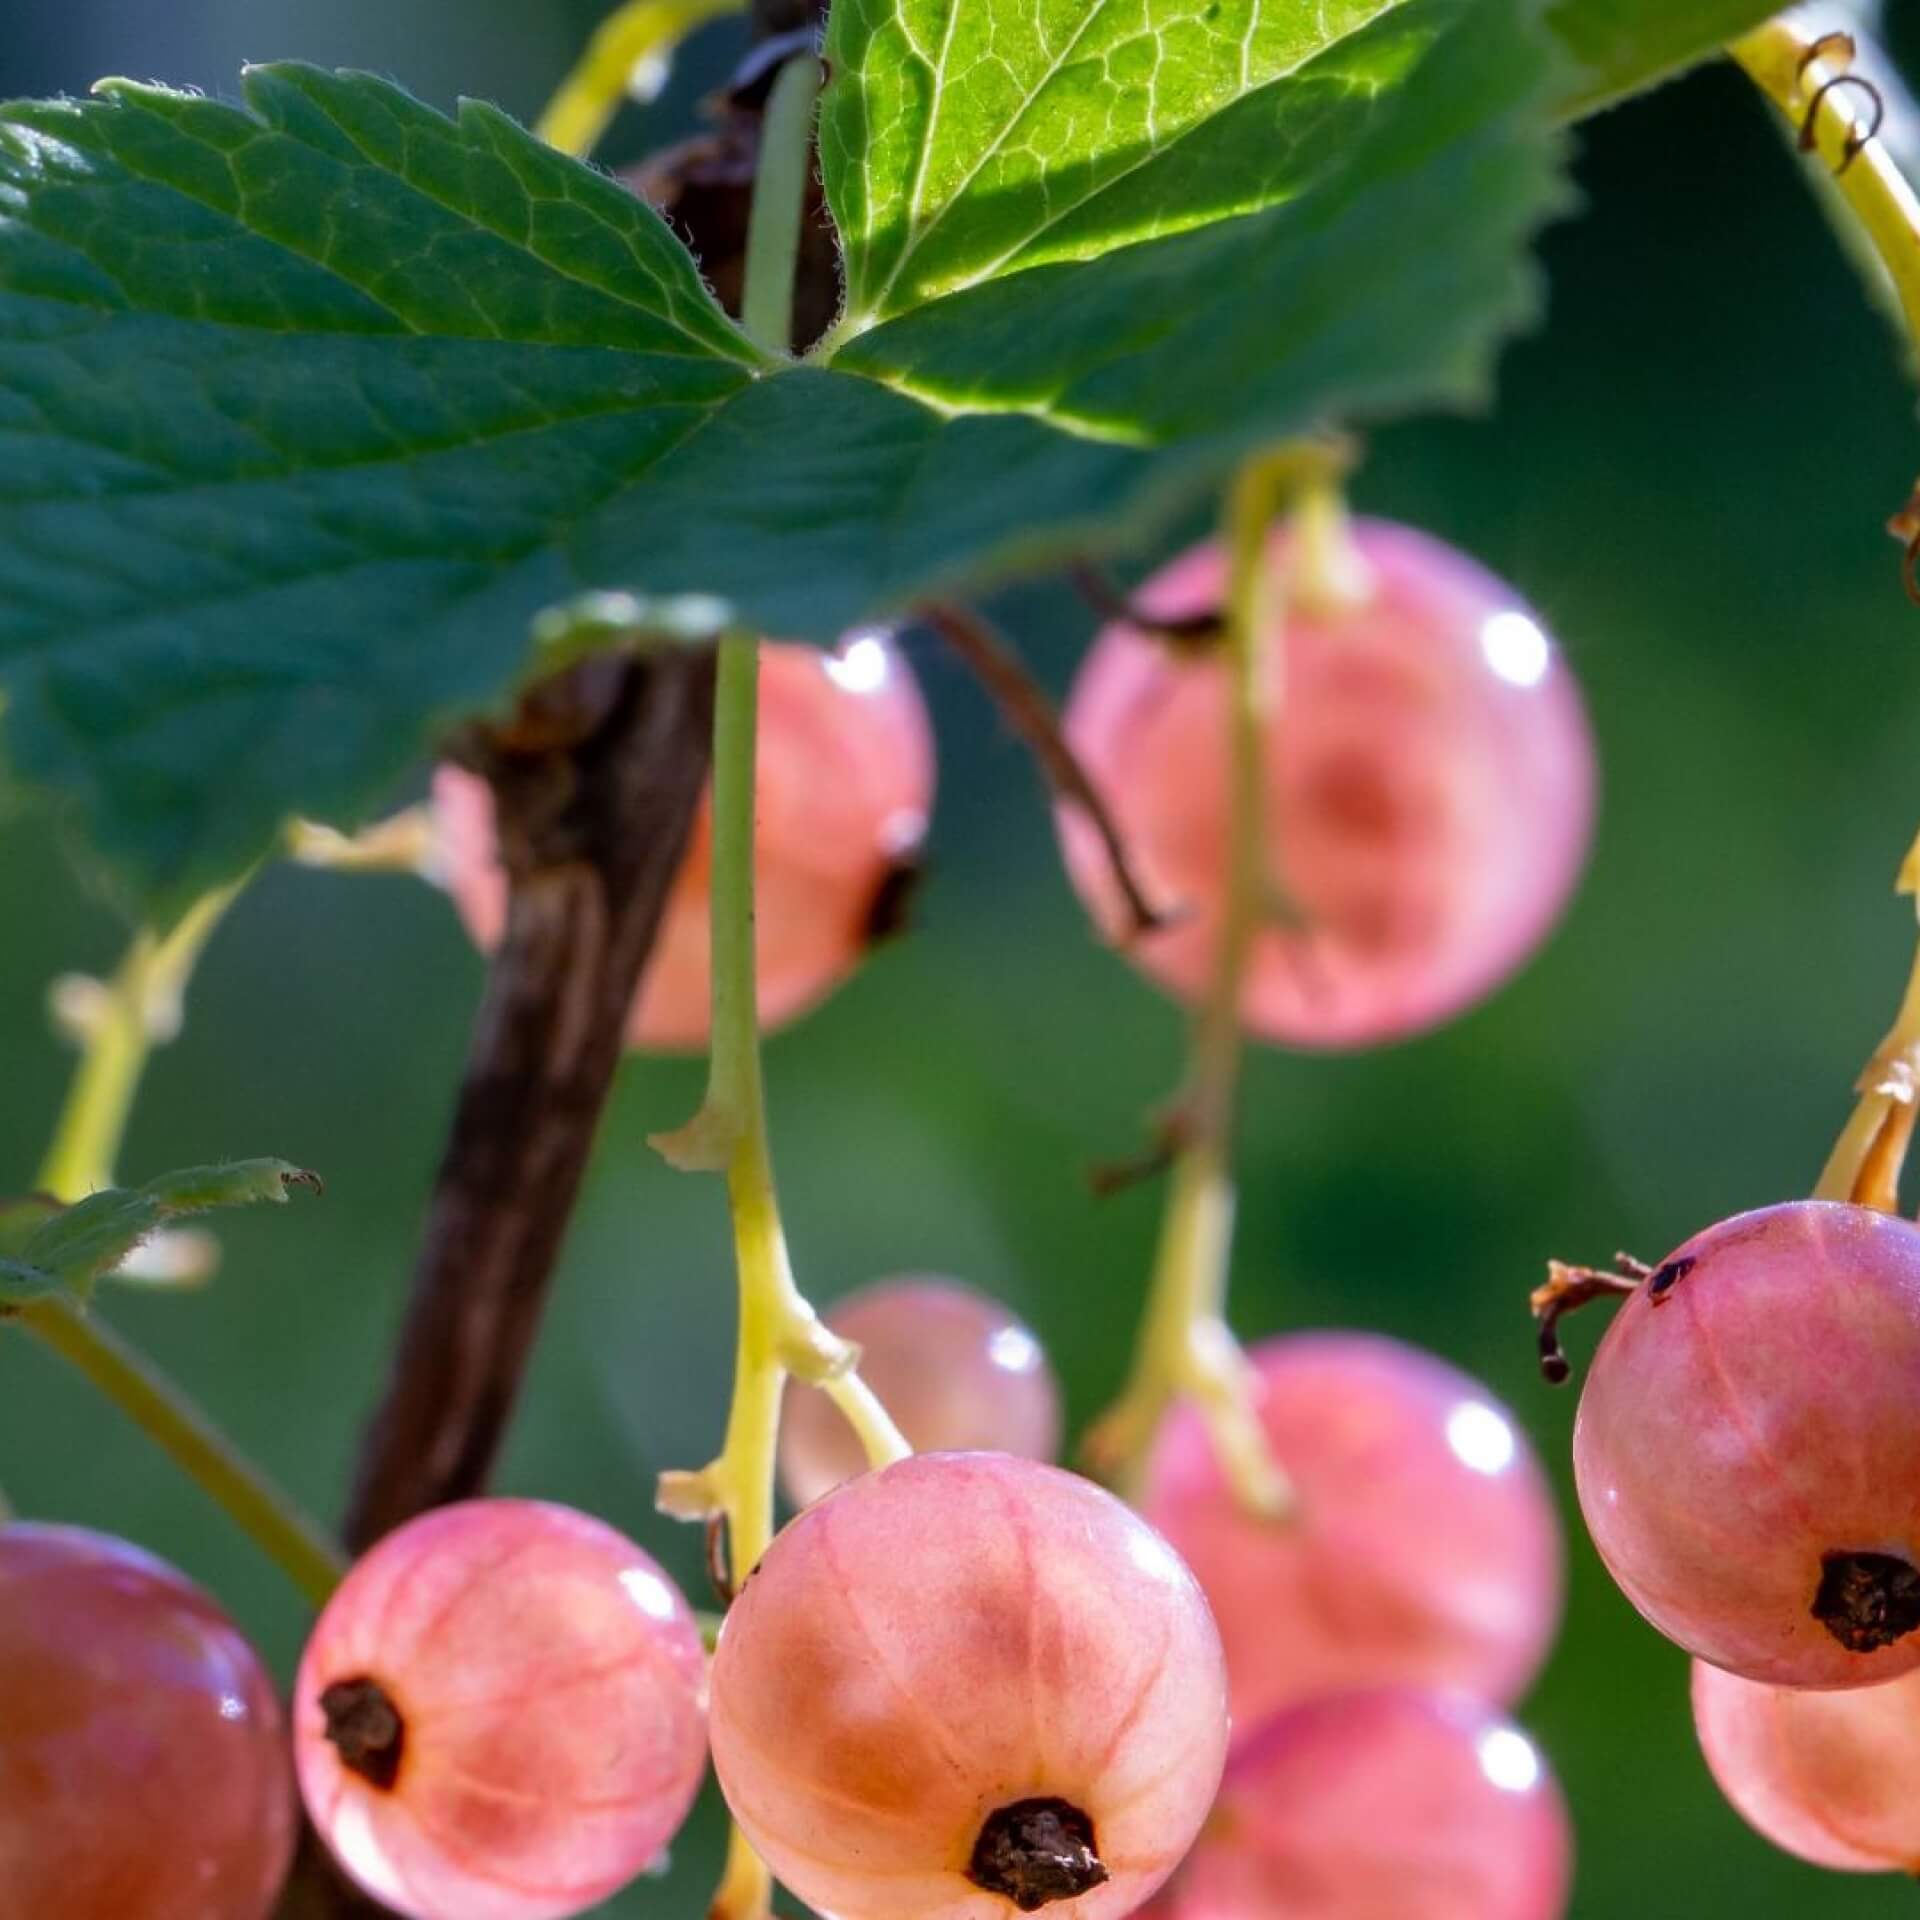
[653,632,908,1920]
[1730,19,1920,345]
[1815,830,1920,1212]
[1084,446,1347,1518]
[19,890,345,1607]
[535,0,744,159]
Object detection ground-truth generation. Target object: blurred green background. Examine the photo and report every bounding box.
[6,5,1920,1915]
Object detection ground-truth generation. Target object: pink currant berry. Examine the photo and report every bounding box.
[1057,520,1594,1048]
[1574,1200,1920,1686]
[0,1523,295,1919]
[436,630,933,1050]
[1142,1332,1561,1730]
[293,1498,708,1920]
[1693,1657,1920,1872]
[778,1278,1063,1507]
[1167,1690,1572,1920]
[709,1452,1228,1917]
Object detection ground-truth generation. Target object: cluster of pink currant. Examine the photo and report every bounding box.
[2,515,1607,1919]
[1567,1199,1920,1878]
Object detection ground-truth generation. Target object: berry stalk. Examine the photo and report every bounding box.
[652,630,908,1920]
[21,893,345,1607]
[1084,447,1348,1514]
[1730,20,1920,347]
[1814,829,1920,1211]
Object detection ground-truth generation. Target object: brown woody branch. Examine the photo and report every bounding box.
[342,649,717,1550]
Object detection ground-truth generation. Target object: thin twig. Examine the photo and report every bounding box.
[1067,563,1226,648]
[921,601,1176,938]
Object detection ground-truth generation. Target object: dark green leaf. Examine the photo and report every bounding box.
[1,11,1571,912]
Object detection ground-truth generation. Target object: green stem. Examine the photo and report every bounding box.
[1086,447,1348,1516]
[739,51,823,355]
[38,886,238,1199]
[23,890,346,1606]
[17,1298,342,1606]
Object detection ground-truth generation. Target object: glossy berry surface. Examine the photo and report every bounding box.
[436,630,933,1050]
[1693,1658,1920,1872]
[1166,1690,1571,1920]
[0,1522,295,1919]
[709,1452,1228,1918]
[1143,1332,1561,1731]
[1056,519,1594,1049]
[779,1278,1062,1507]
[1574,1201,1920,1687]
[294,1498,708,1920]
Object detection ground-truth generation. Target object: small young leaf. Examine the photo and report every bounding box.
[14,1160,320,1304]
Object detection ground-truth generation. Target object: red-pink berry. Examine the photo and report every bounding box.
[709,1452,1228,1918]
[0,1523,295,1919]
[778,1278,1062,1507]
[1693,1657,1920,1872]
[1056,520,1594,1048]
[1143,1333,1562,1730]
[435,631,933,1050]
[1167,1691,1572,1920]
[293,1499,707,1920]
[1574,1200,1920,1687]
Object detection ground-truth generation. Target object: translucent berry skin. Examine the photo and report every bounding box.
[1168,1691,1572,1920]
[1056,520,1594,1049]
[778,1279,1063,1507]
[294,1498,708,1920]
[0,1523,295,1919]
[1574,1201,1920,1687]
[1693,1659,1920,1871]
[1142,1333,1562,1731]
[436,631,933,1051]
[709,1452,1229,1919]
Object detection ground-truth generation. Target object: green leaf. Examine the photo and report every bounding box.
[827,0,1565,440]
[0,65,766,911]
[1,11,1569,913]
[6,1159,319,1306]
[1547,0,1776,115]
[0,1258,63,1311]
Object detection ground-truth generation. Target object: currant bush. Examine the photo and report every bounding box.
[436,630,934,1050]
[1057,520,1595,1049]
[708,1451,1228,1918]
[1163,1690,1572,1920]
[0,1524,295,1919]
[1142,1332,1562,1729]
[1574,1200,1920,1686]
[293,1499,708,1920]
[778,1277,1062,1506]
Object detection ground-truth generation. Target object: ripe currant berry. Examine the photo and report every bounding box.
[0,1523,295,1919]
[1057,520,1594,1048]
[436,631,933,1049]
[1165,1690,1572,1919]
[709,1452,1228,1917]
[1142,1332,1562,1730]
[778,1277,1062,1507]
[1574,1200,1920,1686]
[1693,1657,1920,1872]
[293,1499,708,1920]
